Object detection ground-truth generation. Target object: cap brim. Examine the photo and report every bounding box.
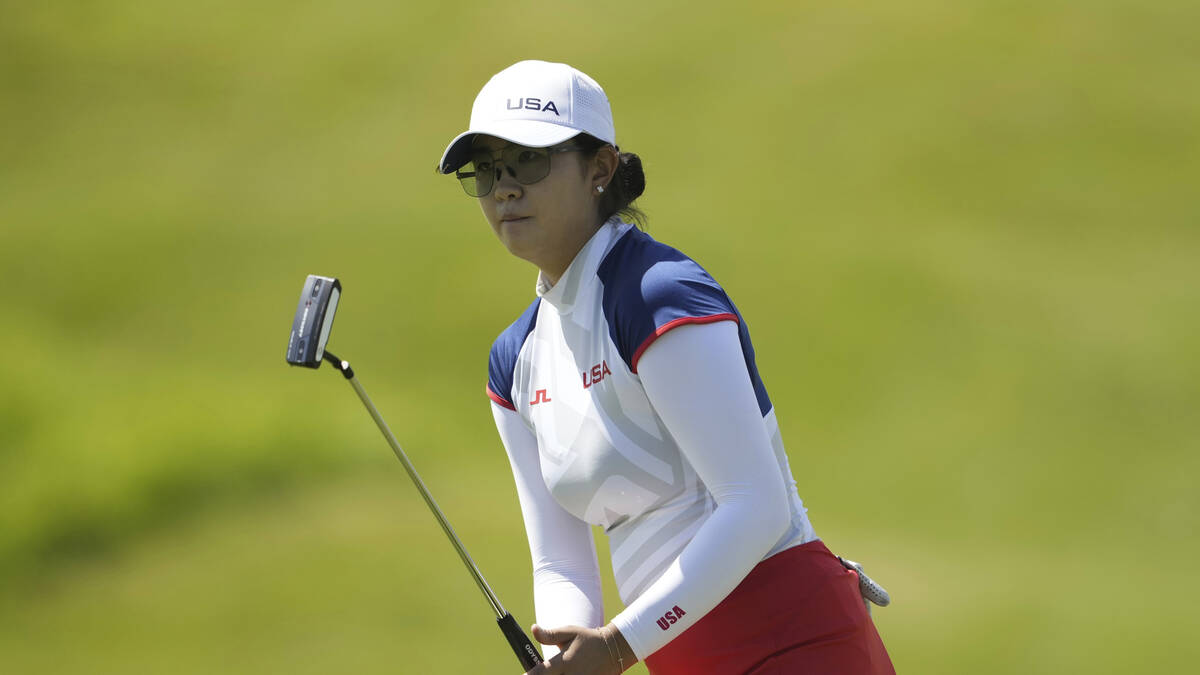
[436,120,582,174]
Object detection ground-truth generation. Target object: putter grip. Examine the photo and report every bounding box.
[498,612,543,671]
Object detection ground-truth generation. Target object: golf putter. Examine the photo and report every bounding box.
[837,556,892,615]
[286,274,543,671]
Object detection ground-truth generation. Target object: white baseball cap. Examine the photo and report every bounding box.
[436,60,616,174]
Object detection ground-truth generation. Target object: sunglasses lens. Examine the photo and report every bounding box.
[504,146,551,184]
[458,146,558,196]
[457,154,494,197]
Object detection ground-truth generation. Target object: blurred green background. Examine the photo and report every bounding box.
[2,0,1197,672]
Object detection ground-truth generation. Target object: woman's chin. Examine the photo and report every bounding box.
[497,231,542,266]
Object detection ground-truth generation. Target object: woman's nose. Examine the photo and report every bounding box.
[493,165,521,200]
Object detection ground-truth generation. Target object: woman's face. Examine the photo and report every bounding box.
[473,135,612,282]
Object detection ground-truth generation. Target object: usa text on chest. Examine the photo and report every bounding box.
[582,360,612,389]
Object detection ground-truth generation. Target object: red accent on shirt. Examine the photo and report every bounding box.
[631,313,740,374]
[486,384,516,410]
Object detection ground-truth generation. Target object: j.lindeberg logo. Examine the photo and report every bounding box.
[506,97,560,115]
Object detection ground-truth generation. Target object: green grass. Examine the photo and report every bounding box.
[2,0,1198,672]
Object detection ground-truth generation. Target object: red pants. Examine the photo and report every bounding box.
[643,540,895,675]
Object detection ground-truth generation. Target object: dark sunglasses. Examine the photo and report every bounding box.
[455,144,584,197]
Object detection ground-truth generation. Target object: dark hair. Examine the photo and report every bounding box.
[573,134,647,228]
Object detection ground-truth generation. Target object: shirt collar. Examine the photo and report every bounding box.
[536,217,630,312]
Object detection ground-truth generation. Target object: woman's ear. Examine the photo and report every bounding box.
[591,145,619,190]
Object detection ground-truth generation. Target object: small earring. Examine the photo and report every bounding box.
[596,185,605,194]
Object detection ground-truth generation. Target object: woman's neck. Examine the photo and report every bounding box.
[537,218,606,287]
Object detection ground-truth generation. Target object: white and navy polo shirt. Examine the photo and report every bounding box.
[486,218,816,612]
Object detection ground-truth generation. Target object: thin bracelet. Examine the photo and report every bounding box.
[601,627,617,668]
[602,626,624,672]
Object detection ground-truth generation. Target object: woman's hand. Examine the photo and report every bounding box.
[522,623,635,675]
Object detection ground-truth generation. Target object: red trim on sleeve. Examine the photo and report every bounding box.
[630,313,739,374]
[486,384,516,410]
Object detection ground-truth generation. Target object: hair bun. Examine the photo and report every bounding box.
[619,153,646,201]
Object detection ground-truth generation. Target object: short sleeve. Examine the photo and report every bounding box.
[598,234,739,374]
[486,298,540,410]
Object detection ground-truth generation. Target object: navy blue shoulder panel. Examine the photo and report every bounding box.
[597,228,772,415]
[487,298,540,410]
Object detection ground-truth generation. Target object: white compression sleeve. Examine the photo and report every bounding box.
[491,402,604,657]
[609,320,792,660]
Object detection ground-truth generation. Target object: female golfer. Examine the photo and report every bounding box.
[437,60,894,675]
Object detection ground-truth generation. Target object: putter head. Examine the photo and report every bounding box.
[286,275,341,368]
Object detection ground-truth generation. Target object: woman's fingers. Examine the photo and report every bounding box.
[532,623,581,648]
[521,625,578,675]
[523,650,564,675]
[523,624,620,675]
